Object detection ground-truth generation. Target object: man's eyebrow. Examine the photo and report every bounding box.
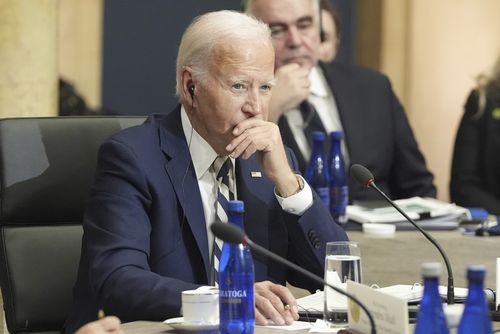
[297,16,313,24]
[268,22,287,30]
[228,76,247,83]
[268,16,314,29]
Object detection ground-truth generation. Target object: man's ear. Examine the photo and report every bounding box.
[181,67,195,106]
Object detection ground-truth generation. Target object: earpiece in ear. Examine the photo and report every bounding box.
[188,85,195,98]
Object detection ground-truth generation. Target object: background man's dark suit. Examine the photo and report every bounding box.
[64,107,348,333]
[279,62,436,202]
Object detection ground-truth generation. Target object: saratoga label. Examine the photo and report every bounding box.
[220,289,248,298]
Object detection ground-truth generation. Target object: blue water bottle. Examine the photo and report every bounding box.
[305,131,330,206]
[414,262,449,334]
[457,265,492,334]
[328,131,348,224]
[219,200,255,334]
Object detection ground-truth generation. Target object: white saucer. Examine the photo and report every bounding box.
[163,317,219,331]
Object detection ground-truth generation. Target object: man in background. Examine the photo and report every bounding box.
[244,0,436,201]
[64,10,347,333]
[318,0,339,63]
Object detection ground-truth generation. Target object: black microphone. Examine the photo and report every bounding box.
[210,222,377,334]
[350,164,455,305]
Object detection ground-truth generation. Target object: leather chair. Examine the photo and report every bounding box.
[0,116,145,333]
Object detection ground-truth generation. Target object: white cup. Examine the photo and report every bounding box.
[182,288,219,324]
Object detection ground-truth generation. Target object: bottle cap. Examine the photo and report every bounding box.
[421,262,441,277]
[330,131,343,140]
[312,131,326,141]
[466,265,486,281]
[228,200,244,213]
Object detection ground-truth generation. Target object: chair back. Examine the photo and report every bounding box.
[0,116,145,333]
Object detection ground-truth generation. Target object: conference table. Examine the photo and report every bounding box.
[347,230,498,289]
[121,321,311,334]
[285,229,498,300]
[121,229,499,333]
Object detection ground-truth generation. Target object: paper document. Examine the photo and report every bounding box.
[297,284,469,311]
[256,320,312,330]
[347,197,470,225]
[297,289,330,314]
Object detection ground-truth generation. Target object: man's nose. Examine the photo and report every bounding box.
[286,26,303,47]
[243,91,262,116]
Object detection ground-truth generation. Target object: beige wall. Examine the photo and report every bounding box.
[58,0,103,109]
[380,0,500,201]
[0,0,58,117]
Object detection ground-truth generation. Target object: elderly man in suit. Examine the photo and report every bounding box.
[64,10,347,333]
[244,0,436,201]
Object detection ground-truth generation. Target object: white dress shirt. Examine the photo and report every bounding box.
[180,107,313,256]
[283,66,349,165]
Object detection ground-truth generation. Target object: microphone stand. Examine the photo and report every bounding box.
[244,237,377,334]
[367,181,455,305]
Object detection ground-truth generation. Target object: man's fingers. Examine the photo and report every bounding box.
[265,284,299,321]
[227,121,279,159]
[255,308,268,326]
[99,316,122,332]
[268,284,297,311]
[255,292,287,325]
[75,316,123,334]
[255,281,297,325]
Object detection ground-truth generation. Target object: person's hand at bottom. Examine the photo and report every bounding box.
[75,316,123,334]
[254,281,299,326]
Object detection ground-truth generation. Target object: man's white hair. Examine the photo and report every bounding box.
[175,10,272,97]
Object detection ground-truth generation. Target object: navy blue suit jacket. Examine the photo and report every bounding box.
[279,62,436,201]
[64,107,348,333]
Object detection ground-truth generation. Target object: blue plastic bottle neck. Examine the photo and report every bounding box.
[312,138,325,157]
[329,137,342,157]
[228,210,244,230]
[423,276,440,294]
[465,279,486,305]
[329,135,344,166]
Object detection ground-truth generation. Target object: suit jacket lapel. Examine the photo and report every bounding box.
[278,116,307,173]
[157,107,210,280]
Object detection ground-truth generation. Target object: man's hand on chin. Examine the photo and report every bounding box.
[254,281,299,326]
[268,63,311,123]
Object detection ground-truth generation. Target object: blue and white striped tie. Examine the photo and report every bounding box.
[211,157,234,286]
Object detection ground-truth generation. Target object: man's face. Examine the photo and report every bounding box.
[189,41,275,155]
[319,9,338,62]
[250,0,321,70]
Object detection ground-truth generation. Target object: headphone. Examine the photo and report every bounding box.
[188,84,195,98]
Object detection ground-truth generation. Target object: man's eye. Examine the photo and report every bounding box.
[271,27,284,34]
[260,84,272,92]
[297,21,313,30]
[232,83,245,90]
[270,27,286,38]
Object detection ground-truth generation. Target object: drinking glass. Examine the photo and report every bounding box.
[324,241,362,327]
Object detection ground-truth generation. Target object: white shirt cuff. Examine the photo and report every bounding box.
[275,175,313,215]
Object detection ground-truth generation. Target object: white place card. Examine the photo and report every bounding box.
[347,281,409,334]
[496,258,499,310]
